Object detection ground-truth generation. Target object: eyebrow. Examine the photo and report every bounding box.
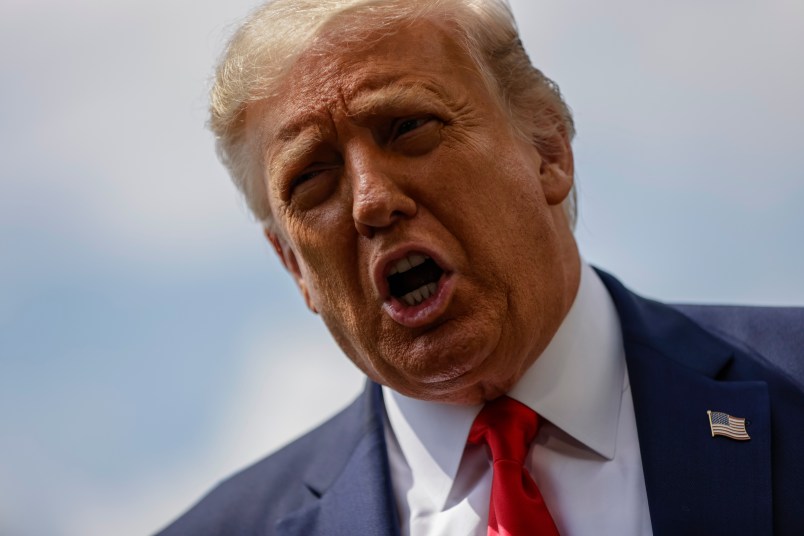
[268,127,323,181]
[347,82,446,122]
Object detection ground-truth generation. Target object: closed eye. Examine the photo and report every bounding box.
[286,162,340,210]
[388,115,442,156]
[291,168,324,190]
[393,116,434,139]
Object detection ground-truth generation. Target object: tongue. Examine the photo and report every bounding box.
[388,258,443,298]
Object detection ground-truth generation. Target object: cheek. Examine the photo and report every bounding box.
[293,221,371,320]
[300,242,351,301]
[287,197,356,284]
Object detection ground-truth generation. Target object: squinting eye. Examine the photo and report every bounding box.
[286,165,339,210]
[394,117,431,138]
[291,169,322,189]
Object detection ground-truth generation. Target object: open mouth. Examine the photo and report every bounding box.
[386,252,445,306]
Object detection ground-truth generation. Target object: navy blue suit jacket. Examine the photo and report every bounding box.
[158,272,804,535]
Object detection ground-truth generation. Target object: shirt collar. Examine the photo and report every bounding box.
[382,262,625,508]
[507,262,625,459]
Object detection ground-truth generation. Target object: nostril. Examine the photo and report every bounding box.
[355,221,375,238]
[390,208,414,221]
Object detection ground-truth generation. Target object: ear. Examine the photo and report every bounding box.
[264,228,319,314]
[538,131,575,206]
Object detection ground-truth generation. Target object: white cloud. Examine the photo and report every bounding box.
[512,0,804,208]
[0,0,260,267]
[142,316,365,535]
[0,310,364,536]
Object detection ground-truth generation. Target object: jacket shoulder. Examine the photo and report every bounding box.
[672,303,804,388]
[155,384,381,535]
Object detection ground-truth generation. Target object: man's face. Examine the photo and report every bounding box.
[248,18,579,404]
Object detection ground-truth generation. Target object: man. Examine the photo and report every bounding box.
[159,0,804,534]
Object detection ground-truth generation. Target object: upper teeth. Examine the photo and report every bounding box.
[388,253,427,275]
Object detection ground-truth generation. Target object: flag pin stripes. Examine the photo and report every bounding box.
[707,410,751,441]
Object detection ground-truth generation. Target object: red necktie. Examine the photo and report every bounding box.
[468,396,560,536]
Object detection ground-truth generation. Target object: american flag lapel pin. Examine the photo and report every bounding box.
[707,410,751,441]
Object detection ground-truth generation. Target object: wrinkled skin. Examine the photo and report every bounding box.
[247,18,580,404]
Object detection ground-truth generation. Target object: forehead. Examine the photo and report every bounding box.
[246,17,488,147]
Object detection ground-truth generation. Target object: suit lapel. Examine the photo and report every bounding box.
[599,270,773,536]
[276,383,400,536]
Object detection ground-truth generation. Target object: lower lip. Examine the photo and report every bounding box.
[383,273,455,328]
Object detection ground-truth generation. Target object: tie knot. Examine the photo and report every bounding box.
[468,396,540,464]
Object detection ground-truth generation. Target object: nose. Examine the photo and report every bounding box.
[349,146,417,238]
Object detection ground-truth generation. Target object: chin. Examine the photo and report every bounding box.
[382,360,519,405]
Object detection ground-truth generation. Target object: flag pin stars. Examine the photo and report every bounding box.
[707,410,751,441]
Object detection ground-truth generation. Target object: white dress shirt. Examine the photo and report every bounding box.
[383,263,653,535]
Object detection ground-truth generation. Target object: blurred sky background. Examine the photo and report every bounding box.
[1,0,802,534]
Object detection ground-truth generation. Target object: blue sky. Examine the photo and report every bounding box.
[1,0,802,534]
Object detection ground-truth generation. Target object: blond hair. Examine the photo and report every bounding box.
[210,0,576,228]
